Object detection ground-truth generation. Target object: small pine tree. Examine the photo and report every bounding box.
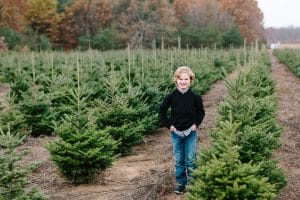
[0,126,47,200]
[47,85,118,183]
[19,85,54,136]
[0,127,28,199]
[0,92,27,137]
[188,149,277,200]
[193,62,286,199]
[188,120,277,200]
[95,94,156,154]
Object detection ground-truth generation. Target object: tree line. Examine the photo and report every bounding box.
[265,26,300,44]
[0,0,265,51]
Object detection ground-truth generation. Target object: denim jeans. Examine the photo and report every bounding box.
[171,130,197,187]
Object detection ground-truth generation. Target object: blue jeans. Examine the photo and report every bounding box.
[171,130,197,187]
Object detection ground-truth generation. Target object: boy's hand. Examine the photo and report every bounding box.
[191,124,197,130]
[170,125,177,131]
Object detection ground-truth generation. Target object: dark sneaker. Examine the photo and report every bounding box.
[174,186,185,194]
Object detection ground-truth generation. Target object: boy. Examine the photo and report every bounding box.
[159,66,205,194]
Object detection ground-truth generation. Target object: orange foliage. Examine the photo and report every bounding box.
[218,0,264,43]
[144,0,177,30]
[26,0,59,45]
[117,0,177,48]
[173,0,228,29]
[172,0,189,27]
[0,0,29,33]
[58,0,112,49]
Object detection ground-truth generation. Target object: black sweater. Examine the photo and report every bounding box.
[159,88,205,131]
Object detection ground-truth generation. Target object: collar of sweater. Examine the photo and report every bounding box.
[177,87,190,94]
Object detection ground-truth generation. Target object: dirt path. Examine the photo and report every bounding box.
[0,83,9,108]
[270,51,300,200]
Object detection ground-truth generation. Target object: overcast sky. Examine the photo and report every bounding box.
[256,0,300,28]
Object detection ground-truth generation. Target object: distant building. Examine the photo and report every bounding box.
[270,41,280,49]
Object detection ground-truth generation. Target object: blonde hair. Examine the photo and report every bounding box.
[173,66,195,84]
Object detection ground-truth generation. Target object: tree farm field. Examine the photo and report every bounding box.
[278,43,300,49]
[0,48,299,200]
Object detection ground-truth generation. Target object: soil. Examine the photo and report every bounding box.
[270,51,300,200]
[0,83,9,109]
[1,50,299,200]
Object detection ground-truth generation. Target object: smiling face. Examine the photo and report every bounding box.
[173,66,195,89]
[176,72,191,90]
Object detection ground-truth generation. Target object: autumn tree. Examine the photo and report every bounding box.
[172,0,189,27]
[218,0,264,43]
[144,0,177,46]
[0,0,29,33]
[173,0,228,28]
[58,0,112,49]
[172,0,235,48]
[116,0,177,48]
[26,0,58,43]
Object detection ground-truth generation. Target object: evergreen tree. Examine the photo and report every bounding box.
[190,57,286,199]
[19,85,54,136]
[188,120,277,200]
[47,84,118,183]
[0,126,46,200]
[222,26,243,48]
[0,92,27,137]
[0,28,21,50]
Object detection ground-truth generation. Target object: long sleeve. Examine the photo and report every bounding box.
[159,94,172,129]
[194,94,205,127]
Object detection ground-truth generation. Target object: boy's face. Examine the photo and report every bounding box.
[176,72,191,90]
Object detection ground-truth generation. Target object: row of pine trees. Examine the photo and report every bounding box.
[188,47,286,199]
